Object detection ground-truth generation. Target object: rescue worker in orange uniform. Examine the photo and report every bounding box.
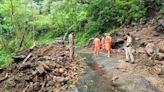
[101,34,106,52]
[105,33,112,57]
[93,36,101,56]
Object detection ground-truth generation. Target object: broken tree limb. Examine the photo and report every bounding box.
[30,42,36,50]
[23,53,32,64]
[38,61,50,70]
[23,85,29,92]
[39,80,46,92]
[0,73,8,83]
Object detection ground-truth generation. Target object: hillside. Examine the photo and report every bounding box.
[0,0,163,92]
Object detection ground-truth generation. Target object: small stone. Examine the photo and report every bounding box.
[59,68,64,73]
[36,65,45,74]
[33,82,40,91]
[135,37,140,41]
[28,82,34,92]
[48,81,55,86]
[56,64,61,68]
[55,77,65,82]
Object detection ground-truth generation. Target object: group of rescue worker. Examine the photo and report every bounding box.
[93,33,134,64]
[93,33,112,57]
[68,31,134,64]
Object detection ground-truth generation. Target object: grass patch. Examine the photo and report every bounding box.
[0,50,12,68]
[0,32,55,68]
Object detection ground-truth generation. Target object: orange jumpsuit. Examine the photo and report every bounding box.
[93,38,101,54]
[101,37,105,50]
[105,36,112,52]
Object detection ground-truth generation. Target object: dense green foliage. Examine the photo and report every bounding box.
[0,0,163,67]
[86,0,145,34]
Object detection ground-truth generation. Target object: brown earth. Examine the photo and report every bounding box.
[0,43,84,92]
[111,25,164,91]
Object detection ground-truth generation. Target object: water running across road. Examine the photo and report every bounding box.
[69,50,160,92]
[69,52,124,92]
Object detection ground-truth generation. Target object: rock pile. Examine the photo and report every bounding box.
[0,43,84,92]
[112,25,164,91]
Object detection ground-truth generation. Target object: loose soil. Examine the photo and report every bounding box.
[82,24,164,92]
[0,43,84,92]
[111,25,164,91]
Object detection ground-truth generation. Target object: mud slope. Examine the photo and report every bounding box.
[0,43,84,92]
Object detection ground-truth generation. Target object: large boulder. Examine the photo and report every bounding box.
[54,37,64,45]
[13,49,31,64]
[84,38,94,48]
[145,43,157,56]
[111,32,125,49]
[112,38,125,49]
[145,43,158,66]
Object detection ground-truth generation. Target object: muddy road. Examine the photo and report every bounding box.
[73,49,162,92]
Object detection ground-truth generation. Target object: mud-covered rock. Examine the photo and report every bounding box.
[54,37,64,45]
[145,43,157,56]
[84,38,94,48]
[112,38,125,49]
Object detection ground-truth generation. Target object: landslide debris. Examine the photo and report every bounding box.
[111,25,164,91]
[0,43,84,92]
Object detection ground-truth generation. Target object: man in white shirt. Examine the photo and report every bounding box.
[125,33,134,64]
[68,31,74,59]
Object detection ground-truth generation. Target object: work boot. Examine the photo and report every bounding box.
[131,61,135,64]
[125,60,129,63]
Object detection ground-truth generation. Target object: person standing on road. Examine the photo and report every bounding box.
[105,33,112,57]
[68,31,74,59]
[125,33,134,64]
[93,36,101,56]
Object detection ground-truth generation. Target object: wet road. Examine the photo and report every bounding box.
[69,52,124,92]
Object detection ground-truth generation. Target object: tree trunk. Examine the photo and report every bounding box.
[31,0,35,42]
[9,0,19,51]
